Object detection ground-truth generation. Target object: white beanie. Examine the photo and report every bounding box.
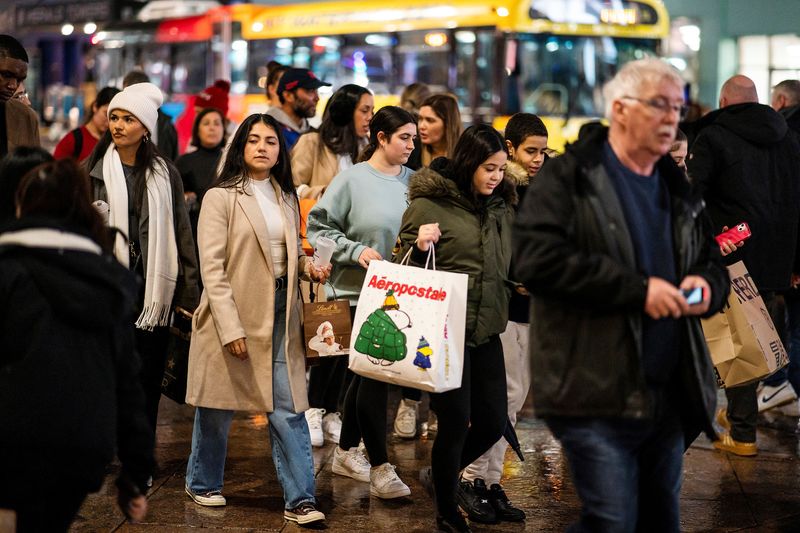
[107,82,163,136]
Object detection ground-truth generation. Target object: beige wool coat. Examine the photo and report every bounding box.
[186,180,312,412]
[290,132,339,200]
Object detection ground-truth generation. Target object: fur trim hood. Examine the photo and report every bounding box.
[408,157,518,207]
[504,160,529,187]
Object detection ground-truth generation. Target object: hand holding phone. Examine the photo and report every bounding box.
[715,222,751,247]
[681,287,704,306]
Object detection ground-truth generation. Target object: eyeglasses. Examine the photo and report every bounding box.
[621,96,688,119]
[12,92,28,101]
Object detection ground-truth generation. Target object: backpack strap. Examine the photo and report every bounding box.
[71,128,83,159]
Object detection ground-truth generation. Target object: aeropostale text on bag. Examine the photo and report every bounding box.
[367,275,448,301]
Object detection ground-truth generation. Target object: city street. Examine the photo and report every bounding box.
[69,390,800,532]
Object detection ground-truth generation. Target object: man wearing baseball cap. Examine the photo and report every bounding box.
[266,67,331,150]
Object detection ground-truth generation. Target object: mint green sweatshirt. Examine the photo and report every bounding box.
[307,161,412,305]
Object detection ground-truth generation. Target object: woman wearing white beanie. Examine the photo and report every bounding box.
[86,82,199,461]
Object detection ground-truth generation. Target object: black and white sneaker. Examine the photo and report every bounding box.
[284,502,326,525]
[455,478,497,524]
[185,485,226,507]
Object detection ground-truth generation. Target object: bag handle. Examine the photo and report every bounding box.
[309,281,338,302]
[400,241,436,270]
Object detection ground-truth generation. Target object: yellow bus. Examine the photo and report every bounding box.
[94,0,669,150]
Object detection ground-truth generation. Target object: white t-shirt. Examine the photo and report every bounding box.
[251,178,288,277]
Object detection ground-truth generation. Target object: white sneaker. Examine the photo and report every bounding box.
[332,446,371,482]
[305,408,325,447]
[370,463,411,499]
[322,412,342,443]
[779,399,800,417]
[393,399,419,438]
[757,383,798,412]
[185,485,227,507]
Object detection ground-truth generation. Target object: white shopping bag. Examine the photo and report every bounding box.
[348,245,468,392]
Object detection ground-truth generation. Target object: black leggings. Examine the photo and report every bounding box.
[339,374,390,466]
[430,335,508,517]
[135,326,170,438]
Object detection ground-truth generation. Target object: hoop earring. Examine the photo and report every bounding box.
[143,134,150,144]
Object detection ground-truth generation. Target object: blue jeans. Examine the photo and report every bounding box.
[185,287,316,509]
[763,292,800,392]
[546,393,683,533]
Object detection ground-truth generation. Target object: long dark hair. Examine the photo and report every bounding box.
[0,146,54,222]
[449,124,509,197]
[85,129,167,213]
[16,159,110,251]
[215,113,295,199]
[83,86,120,126]
[318,84,372,164]
[358,106,416,162]
[190,107,227,149]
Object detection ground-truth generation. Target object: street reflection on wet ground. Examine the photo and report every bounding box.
[70,390,800,532]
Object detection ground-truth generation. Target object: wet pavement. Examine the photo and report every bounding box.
[69,390,800,532]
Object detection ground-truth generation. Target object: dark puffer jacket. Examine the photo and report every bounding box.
[514,126,729,440]
[0,219,154,493]
[394,158,516,347]
[688,102,800,292]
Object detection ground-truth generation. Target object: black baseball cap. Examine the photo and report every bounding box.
[277,68,331,94]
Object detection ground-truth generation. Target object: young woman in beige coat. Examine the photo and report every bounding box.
[185,114,330,525]
[290,84,373,200]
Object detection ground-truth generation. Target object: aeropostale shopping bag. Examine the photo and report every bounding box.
[348,246,468,392]
[701,261,788,388]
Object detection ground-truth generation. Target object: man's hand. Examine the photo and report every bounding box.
[679,275,712,316]
[644,277,689,320]
[358,247,383,268]
[225,338,248,360]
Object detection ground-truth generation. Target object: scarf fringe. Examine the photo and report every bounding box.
[135,302,173,331]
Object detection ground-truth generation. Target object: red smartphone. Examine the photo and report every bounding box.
[715,222,751,246]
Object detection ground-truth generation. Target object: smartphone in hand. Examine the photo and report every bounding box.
[682,287,704,305]
[715,222,751,246]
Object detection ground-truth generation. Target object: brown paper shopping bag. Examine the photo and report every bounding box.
[701,261,788,388]
[303,283,351,361]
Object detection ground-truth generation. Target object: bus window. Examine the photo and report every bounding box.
[516,34,659,118]
[172,42,209,94]
[396,30,451,93]
[455,29,496,121]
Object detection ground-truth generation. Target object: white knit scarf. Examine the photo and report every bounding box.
[102,143,179,330]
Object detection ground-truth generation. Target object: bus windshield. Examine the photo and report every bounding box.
[516,34,659,117]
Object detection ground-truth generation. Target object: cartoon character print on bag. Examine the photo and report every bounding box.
[413,336,433,370]
[354,289,414,366]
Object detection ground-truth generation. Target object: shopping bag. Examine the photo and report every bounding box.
[701,261,788,388]
[348,244,468,393]
[303,283,352,359]
[161,306,193,404]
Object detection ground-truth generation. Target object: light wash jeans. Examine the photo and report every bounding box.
[185,286,316,509]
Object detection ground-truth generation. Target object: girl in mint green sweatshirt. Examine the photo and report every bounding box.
[307,106,417,499]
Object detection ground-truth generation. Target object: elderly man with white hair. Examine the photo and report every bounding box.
[513,57,729,532]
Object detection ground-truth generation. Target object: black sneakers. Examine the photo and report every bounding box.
[436,512,472,533]
[488,483,526,522]
[455,478,497,524]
